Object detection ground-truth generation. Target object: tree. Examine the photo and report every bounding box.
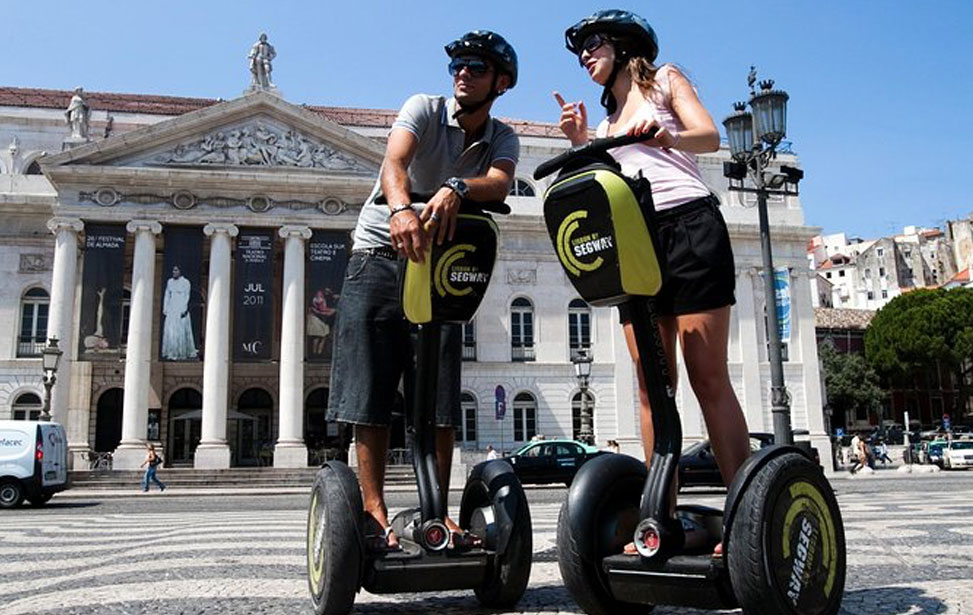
[817,340,884,427]
[865,288,973,417]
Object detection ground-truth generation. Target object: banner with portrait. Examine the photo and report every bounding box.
[159,226,204,361]
[305,230,350,363]
[78,224,127,357]
[233,228,275,361]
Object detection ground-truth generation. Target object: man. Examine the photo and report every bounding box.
[248,33,276,88]
[327,31,519,551]
[486,444,500,460]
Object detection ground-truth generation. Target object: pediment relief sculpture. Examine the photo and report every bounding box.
[151,122,375,173]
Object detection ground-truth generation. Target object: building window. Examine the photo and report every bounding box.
[509,178,536,197]
[568,298,591,361]
[825,272,831,279]
[882,289,888,299]
[462,320,476,361]
[864,268,871,278]
[120,288,132,348]
[838,270,845,277]
[763,307,789,362]
[571,391,596,441]
[867,291,874,300]
[512,392,537,441]
[511,297,535,361]
[12,392,42,421]
[18,287,50,357]
[25,160,42,175]
[877,247,884,257]
[879,267,886,277]
[457,392,477,445]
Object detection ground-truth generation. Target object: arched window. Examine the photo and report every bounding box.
[18,287,49,357]
[457,392,477,446]
[462,319,476,361]
[25,160,43,175]
[509,178,536,197]
[568,298,591,361]
[511,297,535,361]
[12,392,42,421]
[512,392,537,441]
[571,391,596,442]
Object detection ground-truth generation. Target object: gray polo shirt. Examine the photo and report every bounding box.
[352,94,520,250]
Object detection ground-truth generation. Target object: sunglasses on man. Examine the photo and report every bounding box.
[449,57,493,78]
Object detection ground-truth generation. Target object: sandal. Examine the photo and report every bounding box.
[623,541,638,556]
[364,514,401,554]
[450,530,483,550]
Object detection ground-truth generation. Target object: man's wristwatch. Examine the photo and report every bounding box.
[442,177,470,200]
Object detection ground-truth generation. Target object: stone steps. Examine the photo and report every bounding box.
[68,466,417,490]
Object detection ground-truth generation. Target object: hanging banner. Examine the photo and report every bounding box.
[233,228,275,361]
[305,230,350,363]
[160,226,204,361]
[761,266,792,344]
[78,224,127,356]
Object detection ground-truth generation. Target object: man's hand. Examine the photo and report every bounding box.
[419,186,461,246]
[390,208,428,263]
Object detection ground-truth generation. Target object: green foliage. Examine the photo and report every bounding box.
[865,287,973,377]
[817,340,884,419]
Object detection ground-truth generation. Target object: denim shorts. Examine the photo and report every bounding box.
[618,194,736,321]
[326,251,462,427]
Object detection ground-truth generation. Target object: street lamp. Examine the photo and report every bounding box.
[573,348,594,445]
[40,337,63,422]
[723,67,802,446]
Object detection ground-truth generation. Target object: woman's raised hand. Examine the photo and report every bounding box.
[553,91,589,147]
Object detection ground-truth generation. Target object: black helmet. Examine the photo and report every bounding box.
[565,9,658,64]
[445,30,518,88]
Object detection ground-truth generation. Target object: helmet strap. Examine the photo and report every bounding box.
[600,61,624,115]
[452,72,501,119]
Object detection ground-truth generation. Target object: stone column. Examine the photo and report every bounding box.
[195,223,238,469]
[275,225,312,467]
[113,220,163,470]
[46,218,83,464]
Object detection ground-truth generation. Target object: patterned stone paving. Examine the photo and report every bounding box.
[1,474,971,614]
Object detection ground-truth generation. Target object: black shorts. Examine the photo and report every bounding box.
[618,194,736,322]
[325,251,462,428]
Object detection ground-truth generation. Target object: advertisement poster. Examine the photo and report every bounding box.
[760,266,792,343]
[160,226,204,361]
[305,230,349,363]
[78,224,127,356]
[233,229,275,361]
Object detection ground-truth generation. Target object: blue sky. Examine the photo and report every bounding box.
[4,1,971,239]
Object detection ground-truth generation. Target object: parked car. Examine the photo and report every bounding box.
[923,440,948,467]
[679,432,820,490]
[505,439,608,486]
[943,439,973,470]
[0,420,69,508]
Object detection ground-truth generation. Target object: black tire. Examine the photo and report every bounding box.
[307,462,363,615]
[728,452,846,615]
[557,454,654,615]
[460,460,532,608]
[0,480,24,509]
[28,493,53,507]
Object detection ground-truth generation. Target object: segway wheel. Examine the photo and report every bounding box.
[307,462,363,615]
[728,452,846,615]
[557,454,654,615]
[459,460,532,608]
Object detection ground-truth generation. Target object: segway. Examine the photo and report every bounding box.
[306,196,532,615]
[534,135,846,615]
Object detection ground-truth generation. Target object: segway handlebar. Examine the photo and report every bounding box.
[532,128,659,181]
[375,193,511,215]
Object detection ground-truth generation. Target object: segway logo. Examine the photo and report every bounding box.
[434,244,489,297]
[787,516,819,606]
[556,210,613,276]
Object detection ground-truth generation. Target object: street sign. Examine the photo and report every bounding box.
[495,385,506,420]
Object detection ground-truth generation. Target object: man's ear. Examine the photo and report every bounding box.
[496,73,512,95]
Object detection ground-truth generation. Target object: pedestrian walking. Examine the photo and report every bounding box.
[486,444,500,460]
[139,443,166,492]
[875,440,893,465]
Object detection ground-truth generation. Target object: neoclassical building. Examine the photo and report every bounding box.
[0,70,832,472]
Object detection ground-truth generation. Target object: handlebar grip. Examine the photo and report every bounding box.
[533,128,659,181]
[374,193,510,215]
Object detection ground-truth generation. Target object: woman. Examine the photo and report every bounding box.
[139,443,166,493]
[555,10,750,554]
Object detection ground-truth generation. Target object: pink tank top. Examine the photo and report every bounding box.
[595,64,711,212]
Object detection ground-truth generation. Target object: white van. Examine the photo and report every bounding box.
[0,420,69,508]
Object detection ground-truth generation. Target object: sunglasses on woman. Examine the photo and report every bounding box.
[448,57,492,78]
[577,33,611,64]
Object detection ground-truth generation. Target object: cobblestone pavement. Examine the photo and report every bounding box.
[1,473,972,614]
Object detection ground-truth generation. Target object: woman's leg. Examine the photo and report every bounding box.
[676,306,750,486]
[623,314,679,466]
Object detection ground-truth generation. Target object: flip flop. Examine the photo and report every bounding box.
[365,525,402,554]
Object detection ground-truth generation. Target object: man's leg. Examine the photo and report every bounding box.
[356,424,398,547]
